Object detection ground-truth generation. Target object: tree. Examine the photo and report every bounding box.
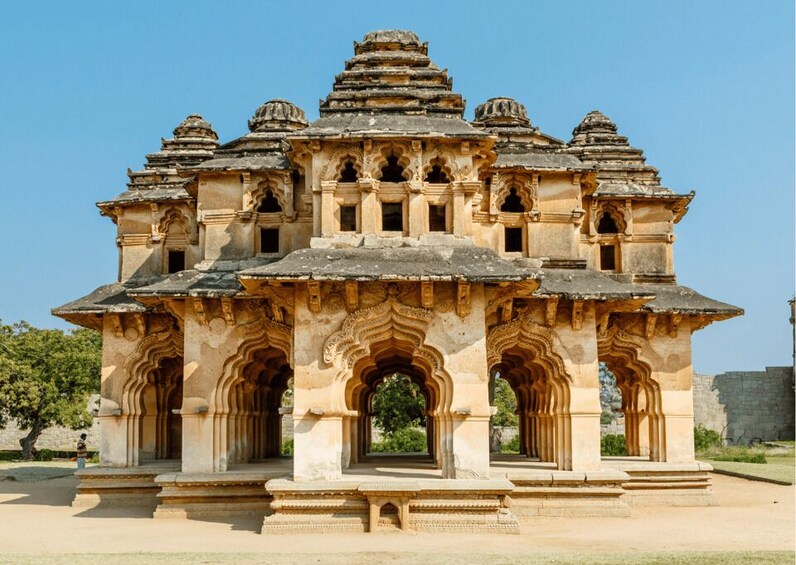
[0,321,101,460]
[372,373,425,434]
[489,373,518,452]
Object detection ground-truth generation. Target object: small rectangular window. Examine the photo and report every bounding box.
[600,245,616,271]
[260,228,280,254]
[428,204,446,232]
[167,250,185,274]
[381,202,403,232]
[505,227,523,253]
[340,205,357,232]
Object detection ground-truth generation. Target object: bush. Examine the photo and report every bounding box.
[601,434,627,456]
[88,453,100,464]
[500,435,520,454]
[34,449,54,461]
[282,438,294,456]
[712,451,767,464]
[600,411,613,425]
[694,425,723,452]
[371,428,427,453]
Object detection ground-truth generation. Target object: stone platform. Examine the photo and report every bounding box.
[71,455,718,530]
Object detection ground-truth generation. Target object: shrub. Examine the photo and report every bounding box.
[500,435,520,454]
[371,428,427,453]
[34,449,54,461]
[710,447,767,464]
[694,425,723,452]
[88,453,100,464]
[282,438,294,456]
[600,411,613,425]
[601,434,627,456]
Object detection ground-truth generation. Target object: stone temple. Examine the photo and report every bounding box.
[54,30,742,532]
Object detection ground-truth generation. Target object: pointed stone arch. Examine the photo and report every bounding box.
[487,313,575,469]
[323,289,457,476]
[246,176,291,215]
[321,147,364,182]
[493,174,535,214]
[209,316,292,471]
[597,325,665,460]
[153,207,194,243]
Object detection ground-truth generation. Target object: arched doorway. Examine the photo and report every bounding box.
[139,355,183,461]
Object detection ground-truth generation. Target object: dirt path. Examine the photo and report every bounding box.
[0,470,792,558]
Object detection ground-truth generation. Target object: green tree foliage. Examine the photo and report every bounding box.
[693,424,723,452]
[372,374,425,434]
[0,321,101,460]
[492,376,518,428]
[370,427,427,453]
[601,434,628,456]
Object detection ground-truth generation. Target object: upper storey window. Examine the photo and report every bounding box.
[597,212,619,234]
[339,161,358,183]
[501,188,526,213]
[166,249,186,274]
[425,164,450,184]
[257,190,282,213]
[380,155,406,183]
[382,202,403,231]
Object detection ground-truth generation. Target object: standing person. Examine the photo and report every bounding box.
[76,433,88,470]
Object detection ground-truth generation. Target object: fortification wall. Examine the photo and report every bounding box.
[693,367,795,444]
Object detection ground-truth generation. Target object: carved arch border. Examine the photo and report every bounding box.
[367,141,416,181]
[122,328,184,417]
[492,173,536,214]
[245,175,291,214]
[153,206,196,243]
[321,147,365,182]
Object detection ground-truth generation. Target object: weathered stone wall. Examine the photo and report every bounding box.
[0,395,100,452]
[693,367,795,444]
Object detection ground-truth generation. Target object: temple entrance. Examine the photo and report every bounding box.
[139,355,183,461]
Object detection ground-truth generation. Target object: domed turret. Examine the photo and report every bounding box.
[248,99,309,132]
[173,114,218,141]
[571,110,618,137]
[473,97,531,128]
[356,29,424,53]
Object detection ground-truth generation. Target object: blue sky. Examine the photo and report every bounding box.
[0,1,792,374]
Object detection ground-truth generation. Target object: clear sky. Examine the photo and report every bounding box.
[0,1,792,374]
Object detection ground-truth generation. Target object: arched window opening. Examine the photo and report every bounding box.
[369,374,428,455]
[501,188,525,213]
[339,161,358,183]
[599,363,626,456]
[425,164,449,184]
[380,155,406,183]
[597,212,619,234]
[257,190,283,213]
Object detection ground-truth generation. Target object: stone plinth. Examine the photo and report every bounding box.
[72,462,178,510]
[608,460,717,506]
[505,469,630,517]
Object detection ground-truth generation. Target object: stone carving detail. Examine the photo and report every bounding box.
[152,206,196,243]
[323,288,434,369]
[486,312,569,379]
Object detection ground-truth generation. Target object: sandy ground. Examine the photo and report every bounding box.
[0,467,793,559]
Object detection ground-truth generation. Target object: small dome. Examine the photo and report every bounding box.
[572,110,617,136]
[173,114,218,140]
[473,97,530,127]
[248,99,308,132]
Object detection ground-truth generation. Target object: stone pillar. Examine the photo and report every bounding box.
[358,178,380,234]
[320,181,336,237]
[408,190,425,237]
[451,183,466,236]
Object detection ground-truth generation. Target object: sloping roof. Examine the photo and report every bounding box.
[493,150,590,171]
[238,246,536,282]
[97,187,193,207]
[127,270,244,299]
[181,153,292,173]
[294,114,489,140]
[534,269,656,301]
[637,284,743,317]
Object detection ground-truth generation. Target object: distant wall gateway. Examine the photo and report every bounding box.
[53,29,742,532]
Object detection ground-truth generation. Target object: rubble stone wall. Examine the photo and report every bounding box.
[693,367,795,444]
[0,395,100,452]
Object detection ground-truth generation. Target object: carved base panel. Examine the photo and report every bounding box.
[263,479,519,534]
[154,470,284,519]
[506,470,631,517]
[613,461,718,506]
[72,463,178,510]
